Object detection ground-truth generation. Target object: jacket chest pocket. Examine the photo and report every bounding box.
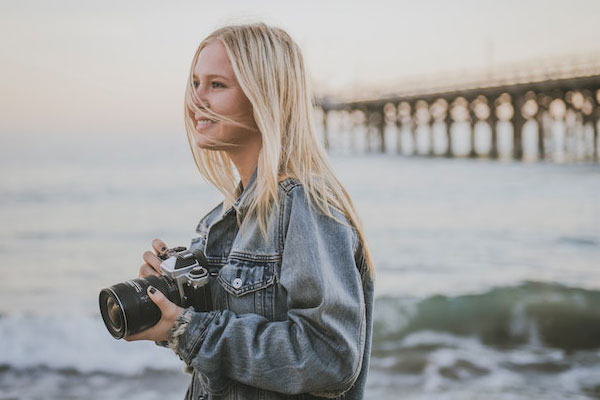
[217,259,277,319]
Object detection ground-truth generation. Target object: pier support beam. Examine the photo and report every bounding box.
[468,99,477,158]
[536,109,547,161]
[444,108,453,158]
[489,99,499,159]
[374,110,385,153]
[394,110,402,155]
[512,96,525,160]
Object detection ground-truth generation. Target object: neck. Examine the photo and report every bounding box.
[227,140,261,189]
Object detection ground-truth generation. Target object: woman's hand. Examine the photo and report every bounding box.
[138,238,169,278]
[124,286,185,342]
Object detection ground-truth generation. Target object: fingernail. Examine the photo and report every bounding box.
[149,286,157,294]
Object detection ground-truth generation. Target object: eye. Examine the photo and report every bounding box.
[192,80,199,89]
[211,81,225,89]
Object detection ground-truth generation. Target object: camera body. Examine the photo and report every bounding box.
[99,246,212,339]
[158,246,211,310]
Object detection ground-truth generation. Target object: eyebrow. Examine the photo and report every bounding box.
[193,73,230,81]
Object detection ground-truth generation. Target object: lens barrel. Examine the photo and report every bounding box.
[99,275,180,339]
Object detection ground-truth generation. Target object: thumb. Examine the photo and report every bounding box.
[147,286,174,314]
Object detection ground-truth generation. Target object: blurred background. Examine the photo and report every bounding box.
[1,0,599,399]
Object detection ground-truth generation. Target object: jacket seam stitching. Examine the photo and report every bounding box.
[279,182,303,247]
[184,311,220,366]
[196,202,224,233]
[217,273,276,297]
[228,252,281,262]
[310,286,366,397]
[279,178,301,194]
[278,186,286,255]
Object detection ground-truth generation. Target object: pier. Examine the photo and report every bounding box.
[317,56,600,163]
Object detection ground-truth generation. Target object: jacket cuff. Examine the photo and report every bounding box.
[167,307,218,364]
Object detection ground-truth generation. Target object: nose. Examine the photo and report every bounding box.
[193,85,210,113]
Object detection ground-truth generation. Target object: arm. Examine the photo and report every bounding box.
[168,186,366,396]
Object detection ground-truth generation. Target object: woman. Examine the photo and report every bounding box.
[126,22,375,400]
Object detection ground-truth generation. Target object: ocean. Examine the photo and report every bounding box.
[1,131,599,399]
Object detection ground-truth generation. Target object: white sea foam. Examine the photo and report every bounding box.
[0,314,182,374]
[371,329,600,399]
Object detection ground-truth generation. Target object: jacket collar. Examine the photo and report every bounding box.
[223,167,257,218]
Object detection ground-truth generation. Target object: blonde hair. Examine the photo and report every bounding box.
[184,22,374,277]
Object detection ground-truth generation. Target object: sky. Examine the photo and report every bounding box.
[1,0,599,140]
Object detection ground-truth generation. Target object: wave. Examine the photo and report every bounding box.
[368,282,600,397]
[0,314,181,375]
[557,235,599,247]
[0,281,598,377]
[373,280,600,351]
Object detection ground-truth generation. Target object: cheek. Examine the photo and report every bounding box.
[211,92,256,130]
[228,92,255,123]
[238,101,256,126]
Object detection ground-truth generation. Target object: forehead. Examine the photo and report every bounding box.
[193,40,234,79]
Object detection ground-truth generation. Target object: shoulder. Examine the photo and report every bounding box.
[278,176,302,195]
[277,178,358,253]
[277,177,350,225]
[195,202,225,234]
[277,177,310,212]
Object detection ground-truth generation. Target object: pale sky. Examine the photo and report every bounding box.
[1,0,599,139]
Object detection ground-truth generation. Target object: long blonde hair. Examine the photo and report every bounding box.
[184,22,374,277]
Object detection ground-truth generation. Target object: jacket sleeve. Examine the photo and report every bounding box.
[167,185,367,396]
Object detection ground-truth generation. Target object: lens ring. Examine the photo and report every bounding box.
[99,288,128,339]
[107,297,123,331]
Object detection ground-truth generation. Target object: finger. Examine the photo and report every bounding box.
[125,324,161,341]
[147,286,176,315]
[139,263,161,278]
[143,251,162,272]
[125,317,174,342]
[152,239,168,256]
[124,331,142,341]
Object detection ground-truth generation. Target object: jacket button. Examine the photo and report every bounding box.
[232,278,243,289]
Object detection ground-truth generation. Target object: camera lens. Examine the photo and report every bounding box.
[107,297,123,331]
[99,275,179,339]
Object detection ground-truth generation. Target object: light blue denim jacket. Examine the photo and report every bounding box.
[165,171,374,399]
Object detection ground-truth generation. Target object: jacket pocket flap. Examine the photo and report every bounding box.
[217,260,275,297]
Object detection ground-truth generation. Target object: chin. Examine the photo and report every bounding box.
[193,134,224,151]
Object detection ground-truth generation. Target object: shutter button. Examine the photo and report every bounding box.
[232,278,243,289]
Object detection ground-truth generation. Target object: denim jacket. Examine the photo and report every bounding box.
[165,171,374,400]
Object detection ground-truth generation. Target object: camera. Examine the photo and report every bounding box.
[99,246,212,339]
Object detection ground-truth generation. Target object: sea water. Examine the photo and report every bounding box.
[1,133,599,399]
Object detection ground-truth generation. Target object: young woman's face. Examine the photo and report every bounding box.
[191,40,260,152]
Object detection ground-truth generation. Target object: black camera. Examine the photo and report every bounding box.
[99,246,212,339]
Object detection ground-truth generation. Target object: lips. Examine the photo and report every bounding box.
[195,119,217,130]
